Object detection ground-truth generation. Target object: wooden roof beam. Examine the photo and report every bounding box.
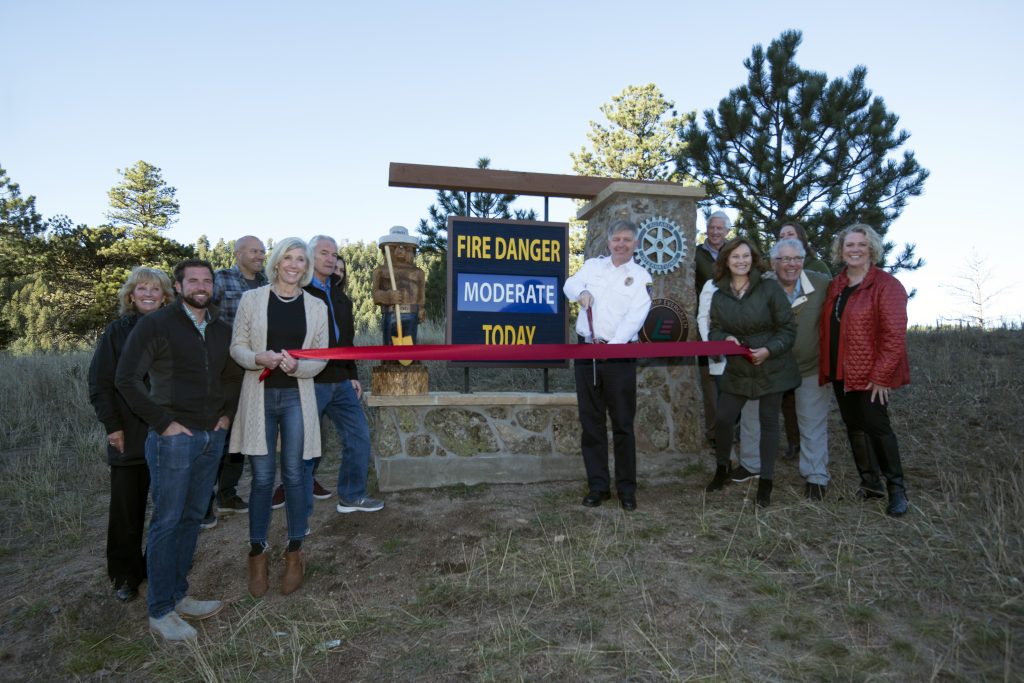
[389,162,627,200]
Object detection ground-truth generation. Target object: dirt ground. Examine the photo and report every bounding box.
[2,329,1022,681]
[5,444,1016,682]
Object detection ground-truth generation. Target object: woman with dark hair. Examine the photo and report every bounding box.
[705,238,800,506]
[230,237,328,597]
[779,221,831,276]
[88,266,174,602]
[820,224,910,516]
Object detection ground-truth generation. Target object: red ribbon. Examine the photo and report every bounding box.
[258,340,749,381]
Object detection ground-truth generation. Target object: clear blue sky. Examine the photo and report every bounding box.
[4,0,1021,325]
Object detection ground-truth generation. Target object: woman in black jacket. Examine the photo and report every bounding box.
[705,239,800,506]
[88,266,173,601]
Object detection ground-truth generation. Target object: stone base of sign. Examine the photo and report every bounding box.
[366,390,694,492]
[371,364,429,396]
[578,182,707,456]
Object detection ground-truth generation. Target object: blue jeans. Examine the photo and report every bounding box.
[145,428,225,618]
[307,381,372,514]
[249,388,307,543]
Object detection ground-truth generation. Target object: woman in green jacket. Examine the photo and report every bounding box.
[706,238,801,506]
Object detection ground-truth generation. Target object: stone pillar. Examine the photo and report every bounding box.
[576,181,707,456]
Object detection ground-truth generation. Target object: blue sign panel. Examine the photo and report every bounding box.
[456,273,559,314]
[447,217,569,367]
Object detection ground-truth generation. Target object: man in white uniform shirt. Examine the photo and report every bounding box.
[563,220,652,510]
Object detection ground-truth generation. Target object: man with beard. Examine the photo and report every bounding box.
[116,259,241,642]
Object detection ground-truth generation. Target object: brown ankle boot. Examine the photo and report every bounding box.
[248,551,269,598]
[281,549,305,595]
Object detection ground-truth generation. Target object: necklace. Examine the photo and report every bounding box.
[730,280,750,298]
[272,287,301,303]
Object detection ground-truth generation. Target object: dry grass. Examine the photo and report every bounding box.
[0,328,1021,681]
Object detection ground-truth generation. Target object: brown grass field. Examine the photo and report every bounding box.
[0,327,1021,682]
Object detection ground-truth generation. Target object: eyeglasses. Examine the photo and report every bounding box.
[773,256,802,264]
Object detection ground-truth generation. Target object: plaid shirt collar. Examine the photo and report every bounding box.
[181,301,209,339]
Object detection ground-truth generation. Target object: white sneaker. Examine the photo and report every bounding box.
[150,611,197,641]
[336,496,385,513]
[175,596,224,620]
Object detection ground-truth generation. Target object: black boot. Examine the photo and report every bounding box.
[886,480,909,517]
[705,464,731,492]
[756,478,773,507]
[849,431,884,499]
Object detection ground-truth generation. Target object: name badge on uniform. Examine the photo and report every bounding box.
[624,276,634,286]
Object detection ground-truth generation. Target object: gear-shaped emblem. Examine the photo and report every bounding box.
[635,217,686,275]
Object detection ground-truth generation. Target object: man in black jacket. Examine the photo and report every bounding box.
[303,236,382,514]
[115,259,241,642]
[695,211,731,447]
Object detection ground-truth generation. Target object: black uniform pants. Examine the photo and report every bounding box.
[107,463,150,588]
[574,356,637,496]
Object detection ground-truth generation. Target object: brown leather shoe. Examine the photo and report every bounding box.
[281,549,305,595]
[248,552,269,598]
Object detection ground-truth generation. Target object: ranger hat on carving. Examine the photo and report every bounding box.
[378,225,420,246]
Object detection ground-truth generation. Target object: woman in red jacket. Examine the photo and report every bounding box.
[820,224,911,516]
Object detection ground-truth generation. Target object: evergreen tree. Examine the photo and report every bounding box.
[194,235,234,270]
[208,238,235,270]
[0,164,46,279]
[571,83,692,181]
[106,160,180,233]
[195,235,211,261]
[0,161,193,350]
[416,157,537,323]
[678,30,929,271]
[339,241,385,332]
[0,165,47,347]
[3,218,193,349]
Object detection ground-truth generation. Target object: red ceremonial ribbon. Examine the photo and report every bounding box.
[258,341,749,381]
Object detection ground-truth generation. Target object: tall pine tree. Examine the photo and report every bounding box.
[0,165,48,347]
[678,30,929,270]
[571,83,692,182]
[106,160,180,233]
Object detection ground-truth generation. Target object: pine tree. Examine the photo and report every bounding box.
[0,165,48,346]
[571,83,692,181]
[0,165,46,277]
[339,241,386,333]
[0,160,192,350]
[416,157,537,323]
[106,160,180,233]
[678,30,929,271]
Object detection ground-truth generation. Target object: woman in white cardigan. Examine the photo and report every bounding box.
[229,237,328,597]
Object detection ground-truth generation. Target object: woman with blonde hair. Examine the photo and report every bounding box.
[229,237,328,596]
[820,223,911,516]
[88,266,173,602]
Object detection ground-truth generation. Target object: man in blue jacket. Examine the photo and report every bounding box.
[304,235,383,514]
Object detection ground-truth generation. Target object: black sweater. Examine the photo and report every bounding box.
[115,301,241,434]
[89,314,148,466]
[304,274,359,383]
